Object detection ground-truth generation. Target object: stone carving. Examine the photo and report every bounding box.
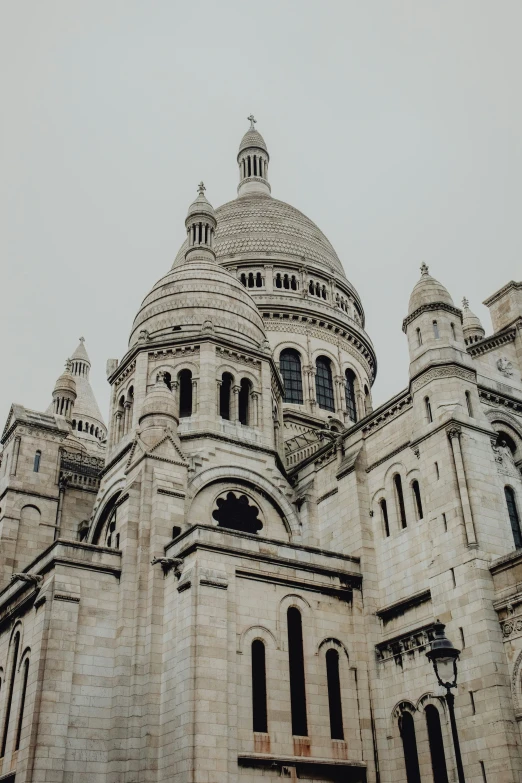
[138,329,150,343]
[411,364,475,393]
[10,573,43,586]
[497,357,514,377]
[151,557,184,578]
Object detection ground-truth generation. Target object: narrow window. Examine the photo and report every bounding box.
[78,420,83,432]
[287,608,307,736]
[394,474,407,528]
[315,282,321,297]
[276,274,282,289]
[2,632,20,756]
[459,627,465,648]
[72,420,76,430]
[416,328,422,347]
[33,450,41,473]
[322,285,327,299]
[251,640,268,733]
[435,462,440,479]
[344,370,357,422]
[247,156,251,177]
[290,276,297,290]
[238,379,251,425]
[442,512,447,532]
[465,391,473,417]
[283,274,289,289]
[325,649,344,739]
[240,273,247,286]
[433,320,440,338]
[256,272,262,287]
[253,156,257,176]
[14,659,29,751]
[380,499,390,537]
[425,396,433,423]
[451,323,456,341]
[412,480,423,520]
[480,761,487,782]
[469,691,476,715]
[425,705,449,783]
[179,369,193,418]
[450,567,456,588]
[399,712,421,783]
[315,357,335,412]
[505,487,522,549]
[280,349,304,405]
[220,373,233,420]
[248,272,254,288]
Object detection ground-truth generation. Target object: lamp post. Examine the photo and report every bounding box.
[426,621,465,783]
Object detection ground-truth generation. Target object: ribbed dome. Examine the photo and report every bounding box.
[173,193,349,280]
[186,185,216,221]
[140,375,178,424]
[53,367,76,397]
[462,297,485,340]
[408,264,454,315]
[130,259,267,350]
[239,129,268,156]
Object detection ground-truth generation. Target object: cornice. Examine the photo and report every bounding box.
[478,386,522,415]
[466,326,517,358]
[483,280,522,307]
[402,301,463,332]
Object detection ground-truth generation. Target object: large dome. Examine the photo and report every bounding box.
[129,258,266,350]
[173,193,348,280]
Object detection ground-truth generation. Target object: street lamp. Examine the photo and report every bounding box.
[426,620,465,783]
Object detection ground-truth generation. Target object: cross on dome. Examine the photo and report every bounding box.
[79,336,85,343]
[462,297,470,309]
[197,182,206,196]
[420,262,429,276]
[247,114,257,130]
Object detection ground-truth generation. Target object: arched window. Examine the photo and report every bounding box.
[240,273,247,286]
[72,419,76,430]
[325,649,344,740]
[14,658,29,751]
[283,274,289,289]
[416,328,423,347]
[287,608,307,736]
[463,391,473,417]
[380,499,390,537]
[315,357,335,412]
[290,276,297,290]
[412,480,423,520]
[433,320,440,339]
[344,370,357,422]
[248,272,255,288]
[220,373,233,420]
[256,272,263,287]
[78,420,83,432]
[425,705,449,783]
[33,450,41,473]
[280,349,304,405]
[162,371,172,391]
[308,280,314,294]
[238,379,251,425]
[394,474,407,528]
[178,369,193,418]
[505,487,522,549]
[321,285,327,300]
[450,323,456,341]
[399,711,421,783]
[1,632,20,756]
[251,640,268,733]
[425,396,433,423]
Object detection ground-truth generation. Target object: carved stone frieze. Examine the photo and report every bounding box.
[376,624,436,663]
[411,364,476,394]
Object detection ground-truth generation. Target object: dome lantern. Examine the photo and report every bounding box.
[52,359,77,421]
[461,297,485,345]
[237,115,271,197]
[184,182,217,263]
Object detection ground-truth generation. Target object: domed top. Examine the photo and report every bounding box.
[186,182,216,222]
[71,337,90,365]
[139,373,178,425]
[130,257,267,350]
[408,263,454,316]
[462,297,485,337]
[238,116,268,157]
[173,193,349,280]
[53,361,77,397]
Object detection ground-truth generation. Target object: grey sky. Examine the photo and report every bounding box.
[1,1,521,424]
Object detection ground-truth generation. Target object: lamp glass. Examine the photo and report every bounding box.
[434,656,456,687]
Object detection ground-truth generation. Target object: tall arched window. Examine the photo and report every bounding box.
[425,705,449,783]
[178,369,193,418]
[315,357,335,412]
[280,349,304,405]
[238,378,251,425]
[450,323,456,341]
[394,474,407,529]
[505,487,522,549]
[325,649,344,740]
[220,373,233,420]
[1,632,20,757]
[399,712,421,783]
[425,396,433,423]
[433,320,440,339]
[287,608,307,736]
[344,369,357,422]
[416,328,422,347]
[412,480,423,520]
[380,499,390,537]
[33,450,41,473]
[251,640,268,733]
[14,659,29,751]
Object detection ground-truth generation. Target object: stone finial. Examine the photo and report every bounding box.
[462,296,470,309]
[420,262,429,276]
[65,359,73,373]
[247,114,257,130]
[197,181,206,196]
[79,336,85,343]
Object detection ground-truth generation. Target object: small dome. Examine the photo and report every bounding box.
[238,129,268,157]
[139,374,178,425]
[462,297,485,341]
[53,364,77,397]
[186,182,216,222]
[408,263,454,316]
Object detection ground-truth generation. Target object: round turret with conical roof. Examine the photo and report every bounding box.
[461,297,485,345]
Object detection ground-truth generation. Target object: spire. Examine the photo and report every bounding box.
[461,296,485,345]
[237,117,271,197]
[184,183,217,263]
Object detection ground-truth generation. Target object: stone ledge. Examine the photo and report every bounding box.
[238,752,367,781]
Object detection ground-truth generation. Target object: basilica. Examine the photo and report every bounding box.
[0,119,521,783]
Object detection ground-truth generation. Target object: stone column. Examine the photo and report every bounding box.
[232,385,240,423]
[251,392,259,427]
[300,265,308,297]
[115,412,123,442]
[334,375,345,416]
[192,380,198,414]
[10,436,20,476]
[172,380,180,419]
[264,264,273,292]
[447,425,478,547]
[304,365,316,413]
[123,401,132,434]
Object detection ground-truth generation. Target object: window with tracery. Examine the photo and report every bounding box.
[315,356,335,412]
[280,349,304,405]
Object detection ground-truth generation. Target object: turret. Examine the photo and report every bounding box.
[51,360,77,420]
[237,115,270,197]
[184,182,217,263]
[138,372,179,448]
[461,297,485,345]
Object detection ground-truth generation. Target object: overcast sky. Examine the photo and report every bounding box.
[1,1,521,425]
